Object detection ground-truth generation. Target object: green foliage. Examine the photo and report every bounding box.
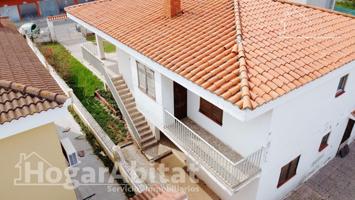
[336,0,355,9]
[97,89,120,111]
[85,35,117,53]
[39,42,127,144]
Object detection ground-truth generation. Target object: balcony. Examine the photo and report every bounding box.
[163,110,263,191]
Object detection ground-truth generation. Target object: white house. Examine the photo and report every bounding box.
[66,0,355,199]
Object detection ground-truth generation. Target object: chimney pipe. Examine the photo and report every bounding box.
[164,0,182,18]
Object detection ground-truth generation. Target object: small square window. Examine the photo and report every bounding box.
[319,133,330,152]
[335,74,348,97]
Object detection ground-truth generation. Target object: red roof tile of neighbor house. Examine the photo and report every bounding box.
[0,18,67,124]
[47,14,68,22]
[66,0,355,110]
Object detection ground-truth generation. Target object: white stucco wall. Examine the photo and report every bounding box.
[257,61,355,200]
[117,50,134,91]
[187,90,271,156]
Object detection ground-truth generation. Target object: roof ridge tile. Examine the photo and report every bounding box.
[232,0,253,109]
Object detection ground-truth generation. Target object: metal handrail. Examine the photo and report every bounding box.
[164,110,239,166]
[163,109,263,188]
[101,62,142,146]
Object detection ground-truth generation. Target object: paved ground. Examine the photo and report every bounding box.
[286,142,355,200]
[56,115,128,200]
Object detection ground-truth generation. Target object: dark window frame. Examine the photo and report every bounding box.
[277,155,301,188]
[199,98,223,125]
[335,74,348,97]
[319,132,330,152]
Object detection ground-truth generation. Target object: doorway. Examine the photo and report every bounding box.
[340,119,354,145]
[173,82,187,120]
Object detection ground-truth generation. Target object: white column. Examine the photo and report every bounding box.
[96,34,105,60]
[47,19,56,42]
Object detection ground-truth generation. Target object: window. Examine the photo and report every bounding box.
[137,62,155,99]
[277,155,300,188]
[335,74,348,97]
[319,132,330,152]
[199,98,223,125]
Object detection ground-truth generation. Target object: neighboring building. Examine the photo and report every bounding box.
[0,17,76,200]
[0,0,92,21]
[66,0,355,200]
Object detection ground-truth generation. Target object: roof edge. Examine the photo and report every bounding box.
[274,0,355,19]
[232,0,252,110]
[0,80,68,104]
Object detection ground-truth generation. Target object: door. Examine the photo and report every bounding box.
[173,82,187,120]
[340,119,354,145]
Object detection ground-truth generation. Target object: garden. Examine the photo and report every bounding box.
[86,34,117,53]
[39,43,127,145]
[335,0,355,15]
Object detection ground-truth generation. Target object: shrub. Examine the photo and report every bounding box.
[39,42,127,145]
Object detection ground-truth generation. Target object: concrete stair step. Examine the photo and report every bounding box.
[133,115,145,123]
[138,125,150,133]
[111,76,123,82]
[141,134,156,144]
[122,94,135,104]
[125,102,136,110]
[141,139,158,151]
[118,88,131,96]
[135,120,148,128]
[140,129,152,138]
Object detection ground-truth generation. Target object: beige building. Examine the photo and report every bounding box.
[0,17,76,200]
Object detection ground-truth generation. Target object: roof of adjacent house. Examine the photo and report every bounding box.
[0,18,67,124]
[66,0,355,110]
[47,14,68,22]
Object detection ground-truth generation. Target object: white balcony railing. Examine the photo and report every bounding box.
[163,110,263,190]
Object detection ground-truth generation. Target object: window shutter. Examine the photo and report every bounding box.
[199,98,223,125]
[146,68,155,98]
[137,63,146,91]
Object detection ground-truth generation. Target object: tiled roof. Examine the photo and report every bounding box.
[47,14,68,22]
[0,18,64,94]
[66,0,355,110]
[0,80,67,125]
[0,19,67,124]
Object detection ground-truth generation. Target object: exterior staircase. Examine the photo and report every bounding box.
[112,75,158,150]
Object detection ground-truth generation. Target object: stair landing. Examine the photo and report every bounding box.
[143,144,172,162]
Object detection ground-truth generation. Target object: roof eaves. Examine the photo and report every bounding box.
[232,0,252,110]
[0,80,68,104]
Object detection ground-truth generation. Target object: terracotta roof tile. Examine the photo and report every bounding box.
[0,20,67,124]
[66,0,355,110]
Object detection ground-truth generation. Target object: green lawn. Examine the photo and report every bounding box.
[39,43,127,144]
[86,35,116,53]
[336,0,355,9]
